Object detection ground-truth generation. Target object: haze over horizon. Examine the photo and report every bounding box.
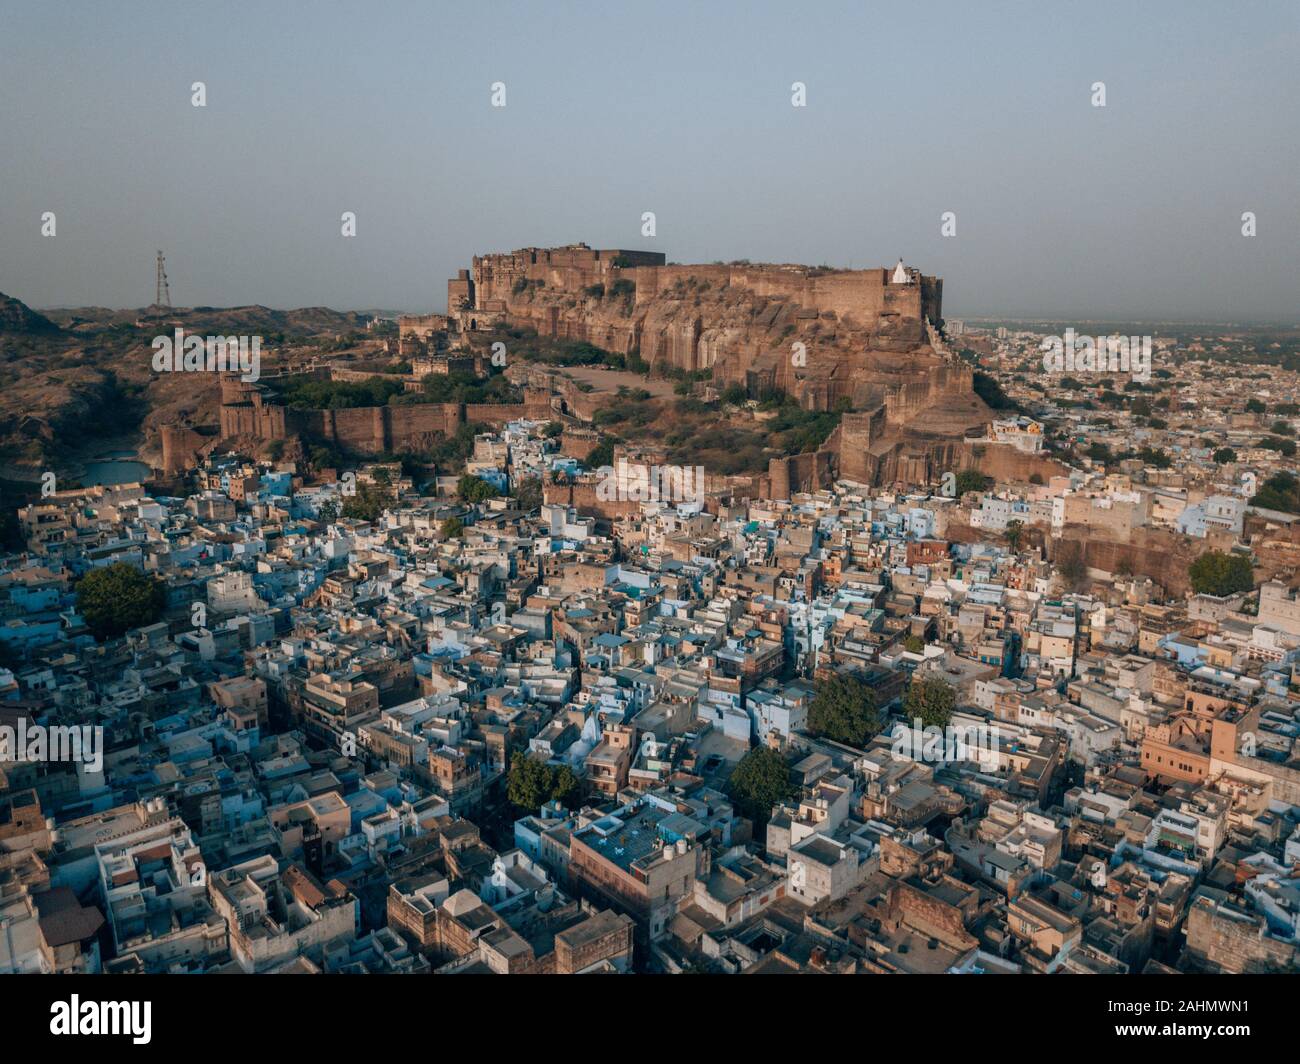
[1,0,1296,323]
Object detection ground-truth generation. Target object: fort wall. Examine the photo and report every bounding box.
[217,372,557,458]
[447,245,943,400]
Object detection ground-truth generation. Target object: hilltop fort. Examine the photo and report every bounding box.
[197,244,1062,493]
[406,243,946,412]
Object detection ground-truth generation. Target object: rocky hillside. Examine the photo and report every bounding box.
[498,267,941,413]
[0,294,368,479]
[0,292,60,335]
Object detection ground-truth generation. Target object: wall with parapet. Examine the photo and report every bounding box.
[219,376,557,456]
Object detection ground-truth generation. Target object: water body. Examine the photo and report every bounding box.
[81,451,151,487]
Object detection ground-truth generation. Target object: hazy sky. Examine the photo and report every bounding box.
[1,0,1296,321]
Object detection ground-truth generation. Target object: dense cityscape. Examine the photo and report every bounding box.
[0,3,1294,1048]
[2,247,1299,981]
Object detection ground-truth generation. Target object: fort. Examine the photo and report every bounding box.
[424,243,944,411]
[197,244,1064,496]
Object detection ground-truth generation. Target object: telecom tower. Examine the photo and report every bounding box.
[155,250,172,308]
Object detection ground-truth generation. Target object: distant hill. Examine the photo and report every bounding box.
[44,303,366,337]
[0,292,60,335]
[0,300,375,476]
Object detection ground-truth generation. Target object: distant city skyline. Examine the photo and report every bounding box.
[1,0,1296,322]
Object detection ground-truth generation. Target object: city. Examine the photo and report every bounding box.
[0,0,1294,1047]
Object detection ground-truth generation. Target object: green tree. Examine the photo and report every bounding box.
[903,675,956,729]
[341,482,391,522]
[1251,472,1300,514]
[586,440,615,468]
[441,517,464,539]
[1005,519,1024,553]
[808,671,881,747]
[721,384,749,406]
[904,635,925,654]
[955,469,991,494]
[458,474,498,503]
[1057,543,1088,590]
[75,563,166,640]
[512,476,542,513]
[507,753,581,812]
[1258,436,1297,457]
[1212,447,1237,465]
[1188,551,1254,597]
[725,746,796,826]
[1246,398,1266,414]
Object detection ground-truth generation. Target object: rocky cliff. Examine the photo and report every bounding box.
[449,245,948,413]
[447,245,1028,489]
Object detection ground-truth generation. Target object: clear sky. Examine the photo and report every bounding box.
[1,0,1296,321]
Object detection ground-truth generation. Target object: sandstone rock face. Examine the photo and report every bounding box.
[444,245,1047,491]
[447,244,946,412]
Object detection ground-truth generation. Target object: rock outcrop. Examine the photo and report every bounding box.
[441,244,1030,489]
[444,244,947,412]
[0,292,60,335]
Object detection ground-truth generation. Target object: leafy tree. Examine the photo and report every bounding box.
[441,517,464,539]
[808,671,881,747]
[76,563,166,640]
[512,476,542,513]
[1212,447,1237,465]
[903,675,956,729]
[506,753,580,812]
[458,474,498,503]
[1188,551,1254,597]
[317,500,339,523]
[1258,436,1297,456]
[1005,519,1024,553]
[586,440,615,468]
[955,469,992,494]
[725,746,796,826]
[310,444,342,471]
[1086,442,1112,464]
[1057,543,1088,589]
[341,482,391,522]
[904,634,925,654]
[1251,471,1300,514]
[973,371,1019,411]
[542,420,565,438]
[1246,398,1266,414]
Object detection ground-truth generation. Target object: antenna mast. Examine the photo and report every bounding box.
[156,250,172,308]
